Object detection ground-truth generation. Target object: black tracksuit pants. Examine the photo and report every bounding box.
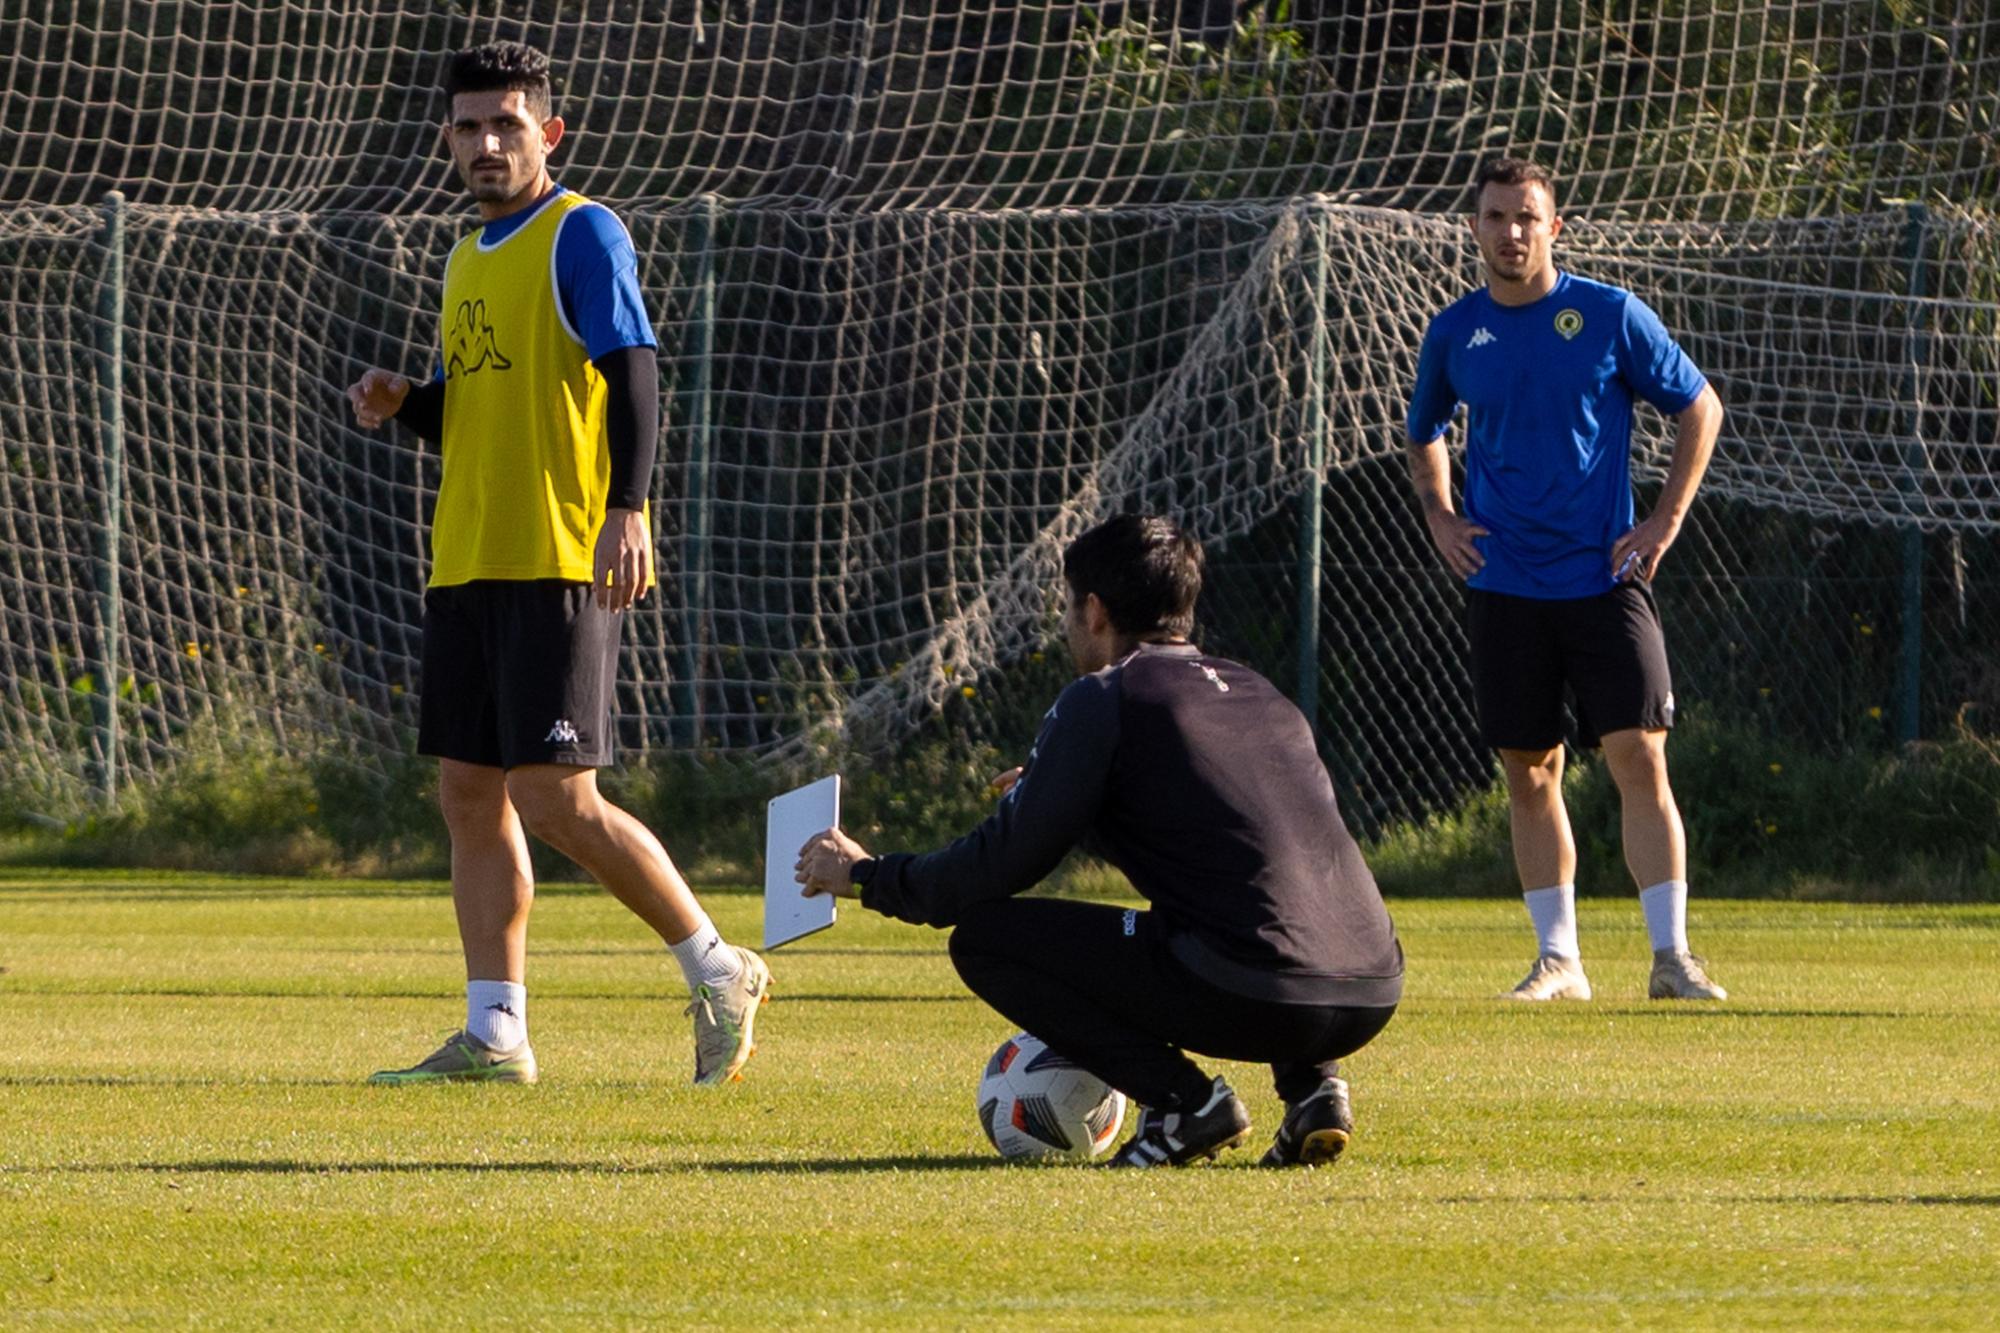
[947,897,1396,1112]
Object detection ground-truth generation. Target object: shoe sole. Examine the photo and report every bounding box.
[695,979,772,1087]
[366,1066,537,1086]
[1296,1127,1350,1167]
[1190,1125,1253,1164]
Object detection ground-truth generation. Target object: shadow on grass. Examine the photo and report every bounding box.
[0,1076,355,1088]
[763,948,952,958]
[1,987,972,1004]
[1609,1007,1920,1021]
[0,883,631,905]
[17,1154,1010,1176]
[1456,1001,1922,1020]
[1430,1192,2000,1208]
[0,889,445,905]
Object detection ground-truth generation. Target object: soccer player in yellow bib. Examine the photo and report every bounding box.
[346,42,770,1086]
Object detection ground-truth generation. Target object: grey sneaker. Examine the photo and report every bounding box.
[1650,949,1727,1000]
[1502,953,1593,1001]
[686,946,772,1086]
[367,1031,537,1085]
[1259,1077,1353,1168]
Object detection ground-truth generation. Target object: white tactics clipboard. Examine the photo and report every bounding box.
[763,775,840,950]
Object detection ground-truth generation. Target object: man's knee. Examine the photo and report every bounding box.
[1499,746,1563,795]
[947,898,1013,964]
[1601,728,1671,794]
[503,767,600,842]
[437,761,508,831]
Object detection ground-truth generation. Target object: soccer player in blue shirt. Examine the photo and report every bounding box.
[1405,157,1728,1002]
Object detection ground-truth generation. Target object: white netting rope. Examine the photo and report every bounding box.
[9,3,1996,217]
[813,203,1320,754]
[2,4,1997,818]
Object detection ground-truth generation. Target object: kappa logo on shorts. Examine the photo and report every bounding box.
[544,719,581,745]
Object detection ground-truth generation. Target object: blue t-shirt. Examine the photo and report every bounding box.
[1405,271,1707,599]
[431,184,656,381]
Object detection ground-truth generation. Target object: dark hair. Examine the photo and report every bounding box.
[1471,156,1557,210]
[1061,514,1203,639]
[443,42,554,119]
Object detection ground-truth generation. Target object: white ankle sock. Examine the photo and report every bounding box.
[668,912,741,991]
[1523,884,1580,960]
[1640,880,1689,954]
[466,980,527,1050]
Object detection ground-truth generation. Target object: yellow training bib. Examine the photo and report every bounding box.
[431,190,608,587]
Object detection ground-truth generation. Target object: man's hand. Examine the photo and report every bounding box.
[796,827,871,898]
[1610,511,1683,584]
[346,369,410,429]
[1422,504,1489,580]
[989,766,1024,797]
[593,507,653,612]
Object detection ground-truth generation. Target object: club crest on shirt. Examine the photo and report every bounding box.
[1554,308,1584,340]
[445,298,513,377]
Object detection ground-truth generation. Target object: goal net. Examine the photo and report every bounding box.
[3,2,1996,830]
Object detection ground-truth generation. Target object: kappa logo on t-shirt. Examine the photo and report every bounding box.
[1467,326,1497,349]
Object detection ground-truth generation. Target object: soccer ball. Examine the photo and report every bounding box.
[975,1032,1127,1162]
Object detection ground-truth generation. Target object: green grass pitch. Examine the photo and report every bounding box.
[2,873,1995,1328]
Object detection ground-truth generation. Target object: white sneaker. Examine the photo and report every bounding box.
[685,946,772,1085]
[1650,949,1727,1000]
[367,1031,538,1085]
[1501,953,1593,1001]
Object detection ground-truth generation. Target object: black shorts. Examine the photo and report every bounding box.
[1465,583,1675,751]
[416,580,621,769]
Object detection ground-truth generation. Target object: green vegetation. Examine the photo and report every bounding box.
[1368,711,2000,901]
[1,877,1994,1327]
[8,707,1996,901]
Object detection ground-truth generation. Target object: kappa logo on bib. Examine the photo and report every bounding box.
[445,298,513,377]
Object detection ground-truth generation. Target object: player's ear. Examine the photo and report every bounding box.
[1084,592,1113,635]
[541,115,566,153]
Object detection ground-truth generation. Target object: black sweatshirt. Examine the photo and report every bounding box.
[862,642,1404,1007]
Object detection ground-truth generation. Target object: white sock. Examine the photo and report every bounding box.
[1640,880,1690,954]
[1523,884,1580,960]
[668,911,741,992]
[466,979,527,1050]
